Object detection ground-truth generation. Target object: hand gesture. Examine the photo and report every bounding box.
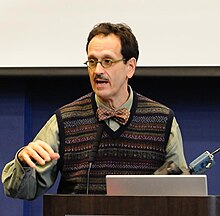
[18,140,60,168]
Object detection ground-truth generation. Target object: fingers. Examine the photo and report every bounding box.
[18,140,60,168]
[49,152,60,160]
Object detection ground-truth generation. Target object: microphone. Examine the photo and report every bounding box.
[189,147,220,174]
[86,124,104,194]
[88,124,104,163]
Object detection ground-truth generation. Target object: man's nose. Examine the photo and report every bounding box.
[94,62,105,73]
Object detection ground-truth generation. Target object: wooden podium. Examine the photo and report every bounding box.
[44,194,220,216]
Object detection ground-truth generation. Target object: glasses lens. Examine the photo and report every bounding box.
[88,59,97,68]
[102,59,112,68]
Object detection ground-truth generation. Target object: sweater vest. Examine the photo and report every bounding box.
[55,92,174,194]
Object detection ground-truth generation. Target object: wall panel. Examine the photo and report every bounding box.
[1,75,220,215]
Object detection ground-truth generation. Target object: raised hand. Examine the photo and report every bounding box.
[18,140,60,168]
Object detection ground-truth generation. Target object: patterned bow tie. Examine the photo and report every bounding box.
[97,106,130,125]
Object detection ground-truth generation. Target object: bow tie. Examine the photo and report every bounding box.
[97,106,130,125]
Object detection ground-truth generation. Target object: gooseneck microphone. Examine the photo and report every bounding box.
[86,124,104,194]
[88,124,104,163]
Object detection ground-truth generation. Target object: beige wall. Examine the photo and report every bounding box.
[0,0,220,67]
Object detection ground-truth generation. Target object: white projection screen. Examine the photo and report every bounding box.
[0,0,220,67]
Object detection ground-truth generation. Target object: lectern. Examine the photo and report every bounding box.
[44,194,220,216]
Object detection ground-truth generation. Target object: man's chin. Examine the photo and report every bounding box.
[95,91,111,101]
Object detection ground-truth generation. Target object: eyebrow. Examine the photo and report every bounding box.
[88,56,97,60]
[88,54,113,60]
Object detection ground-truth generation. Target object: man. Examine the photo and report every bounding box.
[2,22,188,200]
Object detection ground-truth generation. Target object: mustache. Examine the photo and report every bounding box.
[94,74,108,81]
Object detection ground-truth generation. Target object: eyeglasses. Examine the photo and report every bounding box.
[84,58,125,69]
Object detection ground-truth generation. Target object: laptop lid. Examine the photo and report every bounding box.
[106,175,208,196]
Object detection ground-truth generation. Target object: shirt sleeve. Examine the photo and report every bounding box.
[1,114,60,200]
[165,117,188,169]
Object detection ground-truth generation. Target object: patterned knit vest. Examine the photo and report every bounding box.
[55,92,174,194]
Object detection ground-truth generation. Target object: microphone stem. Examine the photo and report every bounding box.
[86,124,104,194]
[86,162,93,194]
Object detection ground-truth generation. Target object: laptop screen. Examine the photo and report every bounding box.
[106,175,208,196]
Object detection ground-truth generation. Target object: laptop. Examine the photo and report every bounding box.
[106,175,208,196]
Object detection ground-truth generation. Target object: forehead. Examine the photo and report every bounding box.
[87,34,122,57]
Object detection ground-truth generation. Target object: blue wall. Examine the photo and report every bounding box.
[1,76,220,215]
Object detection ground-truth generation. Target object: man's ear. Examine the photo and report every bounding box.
[126,57,136,79]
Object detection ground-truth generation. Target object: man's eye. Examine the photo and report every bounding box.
[89,59,96,63]
[103,59,112,64]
